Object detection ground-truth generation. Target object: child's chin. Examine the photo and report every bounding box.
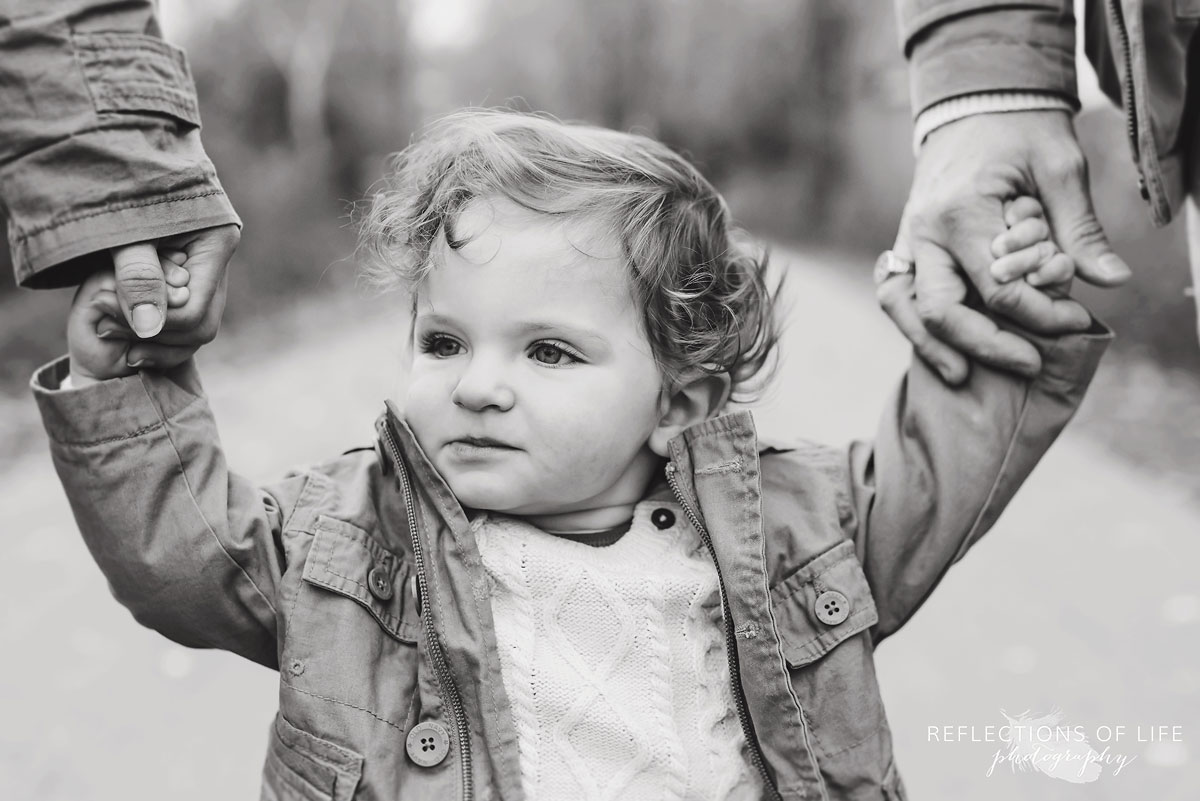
[446,477,522,513]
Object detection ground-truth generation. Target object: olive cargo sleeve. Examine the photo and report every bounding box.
[0,0,240,288]
[895,0,1079,117]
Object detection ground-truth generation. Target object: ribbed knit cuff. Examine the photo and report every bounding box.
[913,91,1075,155]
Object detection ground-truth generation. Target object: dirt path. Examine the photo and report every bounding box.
[2,249,1196,799]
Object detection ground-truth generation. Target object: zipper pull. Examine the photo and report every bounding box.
[665,461,676,476]
[1138,173,1149,201]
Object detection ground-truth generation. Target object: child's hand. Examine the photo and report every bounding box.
[67,252,195,387]
[989,196,1075,296]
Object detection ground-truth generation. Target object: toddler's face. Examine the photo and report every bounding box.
[402,199,666,528]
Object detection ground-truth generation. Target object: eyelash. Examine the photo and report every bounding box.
[417,332,585,366]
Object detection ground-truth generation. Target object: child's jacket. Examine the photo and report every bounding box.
[32,325,1109,801]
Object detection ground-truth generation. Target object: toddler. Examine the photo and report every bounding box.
[35,110,1109,801]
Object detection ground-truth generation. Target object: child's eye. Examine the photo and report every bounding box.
[529,341,581,366]
[419,332,463,358]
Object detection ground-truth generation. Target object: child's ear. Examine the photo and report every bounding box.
[648,371,732,456]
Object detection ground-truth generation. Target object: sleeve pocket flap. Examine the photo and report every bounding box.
[73,32,201,125]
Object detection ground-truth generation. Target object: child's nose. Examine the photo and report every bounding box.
[451,358,515,412]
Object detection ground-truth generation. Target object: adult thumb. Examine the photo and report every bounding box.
[111,242,167,338]
[1038,162,1132,287]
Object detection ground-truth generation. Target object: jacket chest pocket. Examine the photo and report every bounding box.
[771,539,885,761]
[282,516,421,731]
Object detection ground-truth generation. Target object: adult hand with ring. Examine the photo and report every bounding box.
[886,111,1122,385]
[874,248,975,384]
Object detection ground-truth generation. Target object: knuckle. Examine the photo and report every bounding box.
[1062,215,1107,248]
[1045,150,1088,188]
[875,279,903,308]
[984,283,1025,315]
[915,297,949,330]
[115,264,164,295]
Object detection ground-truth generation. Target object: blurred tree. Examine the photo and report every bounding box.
[431,0,853,236]
[254,0,350,157]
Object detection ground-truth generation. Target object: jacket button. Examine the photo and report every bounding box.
[814,590,850,625]
[368,565,394,601]
[650,508,676,529]
[406,720,450,767]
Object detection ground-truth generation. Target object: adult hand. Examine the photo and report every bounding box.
[105,223,239,368]
[887,110,1130,384]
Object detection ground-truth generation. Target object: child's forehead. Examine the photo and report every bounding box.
[453,196,620,257]
[430,197,630,296]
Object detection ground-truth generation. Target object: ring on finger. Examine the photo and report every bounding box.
[874,250,915,286]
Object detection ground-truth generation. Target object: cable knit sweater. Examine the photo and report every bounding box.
[473,501,763,801]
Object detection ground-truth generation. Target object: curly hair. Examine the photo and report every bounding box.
[358,109,781,401]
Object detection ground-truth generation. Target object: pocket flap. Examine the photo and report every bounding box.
[267,713,363,801]
[770,539,878,667]
[302,516,419,643]
[73,32,201,125]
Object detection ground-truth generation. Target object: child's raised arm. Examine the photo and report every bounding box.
[34,333,305,668]
[841,270,1110,641]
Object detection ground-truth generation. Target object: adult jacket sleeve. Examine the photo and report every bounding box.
[895,0,1079,117]
[0,0,240,288]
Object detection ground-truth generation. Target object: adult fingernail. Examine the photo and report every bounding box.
[1099,254,1131,281]
[126,358,146,369]
[131,304,163,338]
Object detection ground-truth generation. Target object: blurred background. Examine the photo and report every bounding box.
[2,0,1197,799]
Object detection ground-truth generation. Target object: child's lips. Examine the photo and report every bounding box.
[445,436,520,457]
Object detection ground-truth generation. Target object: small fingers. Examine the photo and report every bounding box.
[161,249,188,269]
[991,216,1051,257]
[167,284,191,308]
[990,240,1059,282]
[1026,251,1075,288]
[165,264,190,288]
[1003,196,1045,227]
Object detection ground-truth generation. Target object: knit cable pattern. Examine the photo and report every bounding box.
[474,501,763,801]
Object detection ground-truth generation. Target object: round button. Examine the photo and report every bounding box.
[406,720,450,767]
[650,508,676,530]
[814,590,850,625]
[368,565,393,601]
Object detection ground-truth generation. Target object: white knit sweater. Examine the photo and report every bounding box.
[473,501,763,801]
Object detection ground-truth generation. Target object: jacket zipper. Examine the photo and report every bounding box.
[382,424,475,801]
[1107,0,1148,199]
[665,461,785,801]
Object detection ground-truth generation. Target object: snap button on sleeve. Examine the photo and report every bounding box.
[368,564,394,601]
[814,590,850,625]
[406,720,450,766]
[650,508,676,530]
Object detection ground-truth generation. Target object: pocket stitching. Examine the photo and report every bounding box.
[268,713,365,801]
[771,541,879,667]
[301,516,418,643]
[72,31,201,125]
